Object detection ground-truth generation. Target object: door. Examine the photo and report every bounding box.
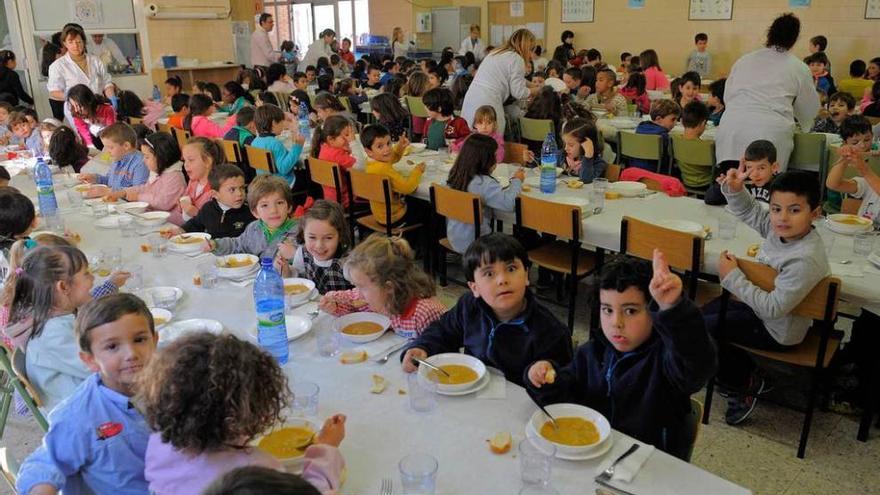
[291,3,313,55]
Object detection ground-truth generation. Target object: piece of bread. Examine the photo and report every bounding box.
[340,350,368,364]
[567,179,584,189]
[747,244,759,258]
[605,191,621,200]
[544,368,556,385]
[521,184,532,192]
[370,374,387,394]
[489,432,512,454]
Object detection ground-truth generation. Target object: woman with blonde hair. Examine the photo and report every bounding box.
[460,28,541,136]
[391,27,409,59]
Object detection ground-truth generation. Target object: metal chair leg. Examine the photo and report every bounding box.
[702,377,714,425]
[797,367,823,458]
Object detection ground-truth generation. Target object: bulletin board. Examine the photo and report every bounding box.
[487,0,547,49]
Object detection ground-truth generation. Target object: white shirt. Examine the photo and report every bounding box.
[267,80,296,93]
[853,177,880,222]
[250,27,279,67]
[392,41,409,59]
[461,50,531,135]
[87,37,127,66]
[302,40,333,69]
[459,36,486,61]
[47,53,112,96]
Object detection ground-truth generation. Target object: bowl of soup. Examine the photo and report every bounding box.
[216,254,260,278]
[282,278,316,306]
[168,232,212,253]
[333,312,391,343]
[254,418,319,472]
[528,403,611,456]
[135,211,171,227]
[417,352,487,394]
[827,214,873,235]
[149,307,172,328]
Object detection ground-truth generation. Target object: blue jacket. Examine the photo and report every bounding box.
[525,298,716,459]
[404,291,573,385]
[630,121,670,173]
[555,149,607,184]
[250,134,304,186]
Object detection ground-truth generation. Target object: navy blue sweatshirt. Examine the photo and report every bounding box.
[555,149,607,184]
[630,121,670,172]
[525,298,716,458]
[404,291,573,386]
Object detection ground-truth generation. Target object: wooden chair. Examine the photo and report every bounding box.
[219,139,242,164]
[841,197,862,215]
[620,216,705,300]
[429,184,482,286]
[504,142,530,165]
[604,163,621,182]
[308,157,344,203]
[701,259,841,459]
[171,127,191,151]
[0,447,18,494]
[157,122,171,134]
[618,131,666,174]
[671,135,716,197]
[127,116,143,126]
[515,195,597,332]
[518,117,554,142]
[0,345,48,433]
[244,145,277,174]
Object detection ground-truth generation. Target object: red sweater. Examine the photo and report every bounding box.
[317,144,356,207]
[74,104,116,147]
[424,116,471,148]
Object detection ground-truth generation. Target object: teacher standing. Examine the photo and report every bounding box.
[47,24,115,123]
[461,29,540,136]
[715,13,818,171]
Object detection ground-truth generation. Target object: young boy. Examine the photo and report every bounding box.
[205,175,297,259]
[705,140,779,206]
[305,66,317,85]
[530,71,546,88]
[9,111,43,156]
[380,61,398,86]
[527,250,714,458]
[838,60,873,100]
[16,293,158,495]
[676,101,711,190]
[167,93,190,130]
[584,68,627,116]
[632,99,679,172]
[809,34,830,72]
[806,52,836,97]
[364,65,382,90]
[250,105,305,186]
[422,87,470,151]
[685,33,711,78]
[826,115,877,221]
[293,72,309,92]
[222,106,257,148]
[0,101,13,144]
[562,67,587,102]
[361,124,423,226]
[704,169,829,425]
[811,92,856,134]
[402,233,573,385]
[707,78,726,126]
[80,123,148,196]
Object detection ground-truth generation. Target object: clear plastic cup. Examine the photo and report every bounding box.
[92,202,109,218]
[519,437,556,487]
[590,188,605,214]
[148,234,167,258]
[291,381,319,417]
[407,372,438,414]
[853,232,875,256]
[125,264,143,291]
[820,230,836,256]
[66,189,84,208]
[592,177,609,192]
[195,261,218,289]
[118,216,135,237]
[315,326,340,357]
[399,453,438,495]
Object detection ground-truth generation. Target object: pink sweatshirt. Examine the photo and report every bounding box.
[183,179,214,212]
[73,104,116,147]
[142,99,167,131]
[644,66,670,91]
[450,130,505,163]
[127,169,186,225]
[190,115,235,139]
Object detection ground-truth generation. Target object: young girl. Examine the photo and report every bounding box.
[38,120,60,157]
[219,81,255,115]
[185,94,234,139]
[163,75,183,105]
[179,137,222,220]
[312,93,355,125]
[446,134,524,254]
[557,118,607,184]
[619,71,650,115]
[318,234,445,338]
[140,333,346,495]
[118,90,165,131]
[451,105,504,163]
[67,83,116,148]
[6,246,94,411]
[371,93,409,141]
[639,49,670,91]
[671,71,702,109]
[312,115,356,206]
[405,71,430,138]
[47,126,90,173]
[266,64,295,93]
[109,132,186,224]
[277,200,354,294]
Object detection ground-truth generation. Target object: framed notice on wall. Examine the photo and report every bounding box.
[867,0,880,19]
[561,0,594,23]
[689,0,733,20]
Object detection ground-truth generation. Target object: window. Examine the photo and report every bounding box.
[266,1,368,53]
[338,1,353,47]
[354,0,369,45]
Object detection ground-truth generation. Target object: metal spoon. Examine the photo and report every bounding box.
[410,357,451,378]
[525,388,559,430]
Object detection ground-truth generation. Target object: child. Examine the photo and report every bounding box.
[167,93,190,130]
[526,250,715,458]
[0,190,36,276]
[15,293,158,495]
[141,333,346,495]
[533,46,548,72]
[425,67,446,90]
[676,102,712,190]
[364,65,382,90]
[402,233,572,384]
[371,93,410,142]
[206,175,297,258]
[38,120,59,156]
[838,60,874,100]
[80,123,149,194]
[9,112,43,156]
[313,93,355,125]
[446,134,524,253]
[631,99,679,172]
[117,90,165,131]
[557,117,607,184]
[361,124,423,226]
[704,169,829,425]
[811,92,856,134]
[525,86,563,143]
[276,200,354,293]
[179,137,223,220]
[423,87,469,150]
[405,71,430,138]
[450,73,473,111]
[185,94,234,139]
[319,234,444,337]
[672,71,702,109]
[826,115,878,222]
[809,34,830,72]
[218,82,254,114]
[705,139,779,206]
[6,246,94,411]
[222,106,257,147]
[66,84,116,148]
[251,104,305,186]
[162,164,254,239]
[530,70,546,88]
[0,101,13,143]
[863,81,880,118]
[685,33,712,77]
[164,75,183,105]
[313,115,356,207]
[562,67,584,100]
[639,49,669,91]
[109,132,186,224]
[47,126,89,173]
[204,466,321,495]
[451,105,505,163]
[305,66,318,85]
[292,72,309,91]
[619,71,650,115]
[707,79,726,126]
[806,52,836,97]
[584,68,627,116]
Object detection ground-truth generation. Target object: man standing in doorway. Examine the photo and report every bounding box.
[251,13,280,70]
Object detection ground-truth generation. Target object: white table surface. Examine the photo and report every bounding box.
[8,169,751,495]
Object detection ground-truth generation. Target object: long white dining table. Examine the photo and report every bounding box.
[8,164,751,495]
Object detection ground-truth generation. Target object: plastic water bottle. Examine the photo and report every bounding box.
[152,85,161,102]
[298,101,311,141]
[34,158,58,217]
[540,132,557,194]
[253,258,289,364]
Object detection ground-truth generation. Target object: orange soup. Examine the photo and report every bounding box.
[836,215,869,226]
[342,321,383,335]
[284,284,310,295]
[540,417,600,446]
[258,426,314,458]
[173,236,203,245]
[222,257,254,268]
[431,364,479,385]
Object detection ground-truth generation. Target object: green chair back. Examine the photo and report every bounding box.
[519,117,554,142]
[0,346,48,433]
[789,133,827,173]
[619,131,664,172]
[671,135,716,167]
[405,96,430,119]
[340,96,352,113]
[269,91,291,112]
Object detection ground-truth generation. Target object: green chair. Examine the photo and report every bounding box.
[618,131,666,173]
[789,133,828,198]
[518,117,554,142]
[0,447,19,494]
[671,135,716,197]
[269,91,291,112]
[405,96,429,119]
[339,95,352,113]
[0,345,48,435]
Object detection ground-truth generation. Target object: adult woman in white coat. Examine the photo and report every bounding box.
[47,24,115,124]
[461,29,540,137]
[458,24,486,61]
[715,13,818,171]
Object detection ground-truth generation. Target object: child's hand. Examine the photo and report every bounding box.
[524,150,536,164]
[315,414,346,447]
[85,186,108,199]
[648,249,682,310]
[528,361,555,388]
[318,294,340,314]
[25,484,59,495]
[398,134,410,150]
[401,347,428,373]
[512,168,526,182]
[581,138,595,159]
[79,173,97,183]
[603,101,616,113]
[108,271,132,288]
[415,162,427,173]
[200,240,214,253]
[124,189,140,202]
[718,159,748,192]
[160,226,183,238]
[293,132,306,145]
[718,250,738,280]
[277,240,296,260]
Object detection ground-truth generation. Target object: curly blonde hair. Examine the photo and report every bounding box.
[136,333,291,454]
[343,234,435,315]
